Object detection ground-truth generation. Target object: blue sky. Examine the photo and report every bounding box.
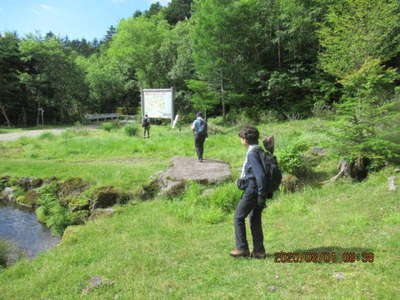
[0,0,171,40]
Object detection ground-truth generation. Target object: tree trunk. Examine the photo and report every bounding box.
[0,104,12,127]
[322,157,369,184]
[220,73,226,120]
[22,106,27,127]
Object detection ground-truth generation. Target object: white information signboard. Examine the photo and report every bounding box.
[142,88,174,120]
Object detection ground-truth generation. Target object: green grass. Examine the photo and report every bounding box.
[0,119,399,298]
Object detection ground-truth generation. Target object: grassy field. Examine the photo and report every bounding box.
[0,119,399,299]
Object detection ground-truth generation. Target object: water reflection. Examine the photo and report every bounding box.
[0,202,60,258]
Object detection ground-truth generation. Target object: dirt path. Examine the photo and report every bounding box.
[0,126,97,142]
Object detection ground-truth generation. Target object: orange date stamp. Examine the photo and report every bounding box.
[274,252,374,263]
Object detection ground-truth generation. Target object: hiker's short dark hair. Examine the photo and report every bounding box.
[238,126,259,144]
[196,112,203,118]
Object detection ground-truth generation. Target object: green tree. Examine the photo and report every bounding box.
[318,0,400,78]
[109,15,171,88]
[191,0,258,117]
[0,32,24,126]
[19,36,87,124]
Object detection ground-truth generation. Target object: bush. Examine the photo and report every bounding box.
[333,58,400,165]
[36,182,70,235]
[278,142,310,176]
[102,122,118,132]
[39,132,56,140]
[124,124,138,137]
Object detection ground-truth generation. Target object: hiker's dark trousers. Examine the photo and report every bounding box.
[144,126,150,138]
[194,134,206,160]
[234,179,265,252]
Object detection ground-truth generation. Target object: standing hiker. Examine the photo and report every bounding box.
[142,114,150,138]
[191,112,208,162]
[230,126,269,259]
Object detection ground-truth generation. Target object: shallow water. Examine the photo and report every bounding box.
[0,202,60,258]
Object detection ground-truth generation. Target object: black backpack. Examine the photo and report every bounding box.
[257,148,282,194]
[197,119,207,136]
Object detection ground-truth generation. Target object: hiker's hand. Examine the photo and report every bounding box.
[257,195,266,208]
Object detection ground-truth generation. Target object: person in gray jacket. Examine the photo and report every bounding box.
[191,112,208,162]
[230,126,267,259]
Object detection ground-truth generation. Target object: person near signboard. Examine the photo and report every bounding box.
[142,114,151,138]
[191,112,208,162]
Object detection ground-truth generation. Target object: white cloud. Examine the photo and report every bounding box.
[40,4,55,12]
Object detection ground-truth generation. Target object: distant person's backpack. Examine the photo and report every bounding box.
[257,148,282,195]
[197,119,207,136]
[142,117,150,127]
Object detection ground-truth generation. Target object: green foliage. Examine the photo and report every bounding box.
[101,122,116,132]
[36,182,70,235]
[0,240,9,268]
[278,142,310,176]
[109,15,171,88]
[38,132,56,140]
[333,58,400,163]
[123,124,138,137]
[318,0,400,78]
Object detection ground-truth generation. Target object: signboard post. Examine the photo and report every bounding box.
[141,88,174,126]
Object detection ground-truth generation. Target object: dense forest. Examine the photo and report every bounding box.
[1,0,399,132]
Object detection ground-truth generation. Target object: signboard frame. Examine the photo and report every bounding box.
[141,88,175,125]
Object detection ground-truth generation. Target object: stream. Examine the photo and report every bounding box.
[0,202,60,258]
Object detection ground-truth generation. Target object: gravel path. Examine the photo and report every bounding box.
[0,129,68,142]
[0,127,98,142]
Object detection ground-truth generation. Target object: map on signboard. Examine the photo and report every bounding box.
[143,89,173,119]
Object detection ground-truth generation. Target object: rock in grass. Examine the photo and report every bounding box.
[388,176,397,192]
[267,285,278,292]
[89,186,128,210]
[58,177,90,199]
[81,276,114,295]
[333,272,345,280]
[16,177,43,191]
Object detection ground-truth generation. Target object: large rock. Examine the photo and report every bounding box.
[1,187,15,202]
[156,157,231,197]
[89,186,129,210]
[16,177,43,191]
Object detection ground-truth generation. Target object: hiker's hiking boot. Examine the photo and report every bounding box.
[229,249,250,258]
[251,251,267,259]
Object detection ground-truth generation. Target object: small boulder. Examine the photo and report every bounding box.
[388,176,397,192]
[90,186,123,210]
[333,272,345,280]
[58,177,90,199]
[1,187,15,202]
[81,276,114,296]
[16,177,43,191]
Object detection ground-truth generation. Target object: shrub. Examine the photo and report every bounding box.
[278,142,310,176]
[102,122,117,132]
[36,182,70,235]
[333,58,400,165]
[124,124,138,137]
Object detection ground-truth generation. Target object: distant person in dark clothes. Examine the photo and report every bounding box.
[230,126,267,259]
[191,112,208,162]
[142,114,150,138]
